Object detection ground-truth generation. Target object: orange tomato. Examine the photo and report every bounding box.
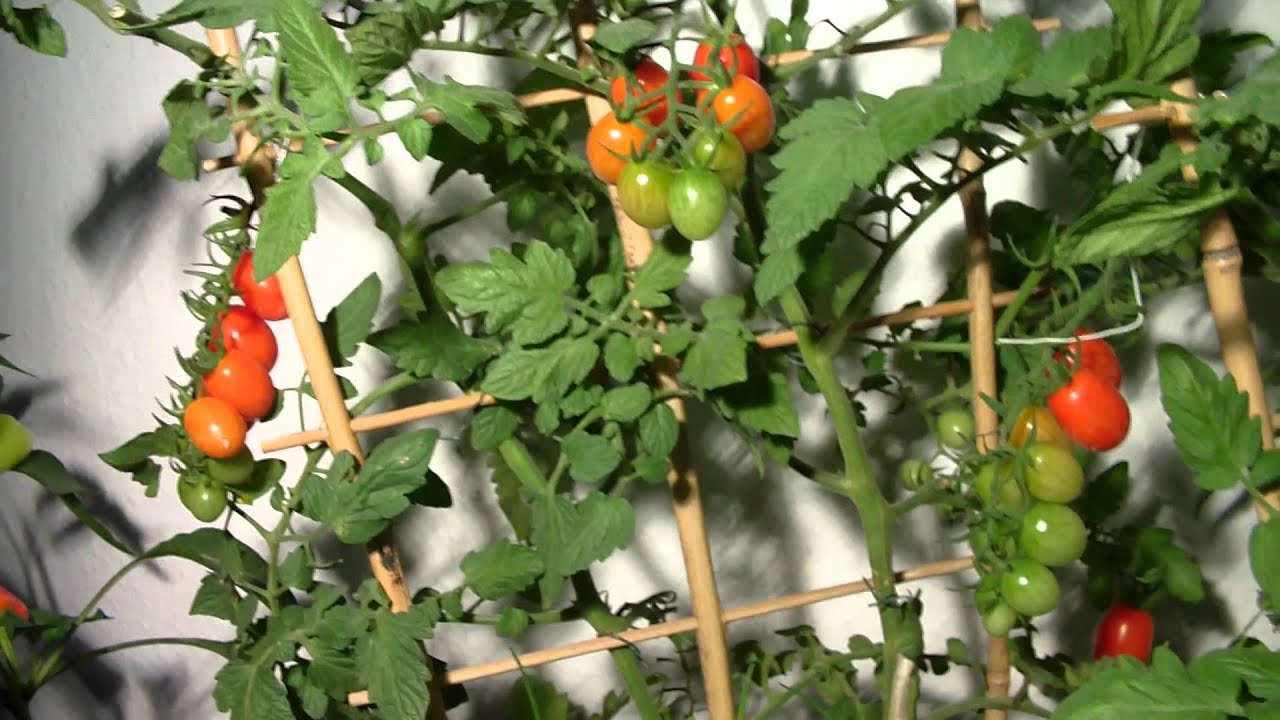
[586,112,654,185]
[697,74,775,154]
[1009,405,1073,450]
[202,349,276,422]
[0,585,29,621]
[183,396,247,459]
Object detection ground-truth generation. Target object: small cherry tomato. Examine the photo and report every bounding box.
[690,34,760,83]
[982,602,1017,637]
[1024,442,1085,503]
[688,127,747,190]
[179,479,229,523]
[697,74,775,154]
[1048,369,1131,452]
[609,57,672,128]
[617,159,676,229]
[183,396,247,459]
[1001,558,1060,617]
[586,112,654,185]
[203,349,276,422]
[1009,405,1073,451]
[1019,502,1087,567]
[207,447,257,487]
[897,459,932,491]
[936,407,975,450]
[1093,602,1154,662]
[0,414,34,473]
[667,167,728,241]
[974,458,1027,511]
[1056,328,1122,389]
[0,585,29,621]
[209,305,278,371]
[232,250,288,321]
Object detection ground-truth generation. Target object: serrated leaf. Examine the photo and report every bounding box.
[158,79,221,181]
[278,546,314,590]
[414,75,522,143]
[254,138,332,280]
[437,241,575,345]
[357,608,432,720]
[1011,27,1113,100]
[1156,343,1260,490]
[482,338,597,403]
[561,432,621,484]
[152,0,258,29]
[461,540,544,600]
[510,676,573,720]
[469,405,521,451]
[633,241,692,296]
[754,248,804,305]
[213,660,294,720]
[603,333,640,382]
[368,314,498,382]
[1196,50,1280,128]
[345,5,435,87]
[1252,449,1280,489]
[1077,462,1130,524]
[1251,519,1280,612]
[1054,651,1242,720]
[592,18,657,53]
[682,311,749,391]
[602,384,652,423]
[397,117,434,161]
[100,426,182,470]
[1107,0,1204,83]
[322,273,381,367]
[1192,30,1274,94]
[141,528,270,587]
[532,492,634,577]
[638,404,678,458]
[719,372,799,438]
[272,0,357,132]
[0,4,66,57]
[1192,645,1280,703]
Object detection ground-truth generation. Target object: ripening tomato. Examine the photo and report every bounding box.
[617,159,676,229]
[609,58,672,128]
[1001,559,1060,617]
[0,585,29,621]
[232,250,288,321]
[1056,328,1122,389]
[1009,405,1073,451]
[587,112,655,185]
[1019,502,1087,567]
[697,74,775,153]
[183,396,247,459]
[690,34,760,83]
[688,127,747,189]
[207,447,257,487]
[1048,369,1131,452]
[1093,602,1154,662]
[936,407,975,450]
[203,349,276,421]
[0,414,34,474]
[179,478,229,523]
[210,305,278,371]
[668,167,728,241]
[1024,442,1085,503]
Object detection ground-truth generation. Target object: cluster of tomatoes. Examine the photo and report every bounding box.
[178,249,288,522]
[588,34,775,241]
[1042,328,1131,452]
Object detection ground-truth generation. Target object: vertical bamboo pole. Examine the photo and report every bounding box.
[203,28,448,717]
[569,12,736,719]
[1166,77,1280,515]
[953,1,1011,716]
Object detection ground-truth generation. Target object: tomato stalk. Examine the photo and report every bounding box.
[418,39,607,94]
[772,0,922,81]
[69,0,216,66]
[921,696,1051,720]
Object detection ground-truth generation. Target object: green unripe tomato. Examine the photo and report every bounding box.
[668,167,728,241]
[0,414,34,473]
[617,159,676,229]
[179,480,229,523]
[1025,442,1085,503]
[1001,559,1061,617]
[973,458,1028,511]
[1018,502,1087,567]
[207,447,257,487]
[982,603,1018,637]
[897,459,932,490]
[936,407,976,450]
[688,127,747,189]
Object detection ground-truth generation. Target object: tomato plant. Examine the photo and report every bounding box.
[179,478,229,523]
[202,349,276,421]
[183,396,247,459]
[1048,369,1131,452]
[617,159,676,228]
[610,57,672,127]
[1092,603,1154,662]
[689,34,760,83]
[688,127,747,189]
[0,413,33,473]
[586,111,653,185]
[974,457,1027,511]
[209,305,278,370]
[232,249,288,321]
[668,166,728,240]
[1024,442,1085,503]
[697,74,775,153]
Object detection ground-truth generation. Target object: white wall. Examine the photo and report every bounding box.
[1,1,1277,717]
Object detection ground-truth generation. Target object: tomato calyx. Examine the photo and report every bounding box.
[609,57,674,129]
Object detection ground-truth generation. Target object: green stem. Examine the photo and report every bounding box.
[570,573,663,720]
[774,0,923,80]
[70,0,215,66]
[994,268,1048,338]
[38,637,229,685]
[455,606,581,626]
[350,372,420,417]
[418,40,605,93]
[859,339,972,355]
[923,696,1051,720]
[421,189,514,236]
[498,440,552,496]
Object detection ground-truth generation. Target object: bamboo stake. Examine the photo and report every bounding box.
[1166,77,1280,514]
[951,1,1010,716]
[571,10,736,717]
[261,288,1043,453]
[202,28,449,719]
[346,555,977,706]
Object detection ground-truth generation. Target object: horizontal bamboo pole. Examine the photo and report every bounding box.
[260,287,1038,453]
[201,19,1064,174]
[346,555,976,707]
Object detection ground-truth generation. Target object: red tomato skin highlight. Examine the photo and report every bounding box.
[210,305,279,371]
[203,350,276,422]
[1047,369,1131,452]
[1093,603,1154,662]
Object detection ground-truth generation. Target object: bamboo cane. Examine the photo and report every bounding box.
[202,27,449,719]
[346,555,977,706]
[260,288,1043,453]
[570,9,736,717]
[951,1,1010,716]
[1166,77,1280,514]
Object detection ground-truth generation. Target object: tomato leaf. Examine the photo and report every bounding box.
[469,406,521,452]
[158,79,227,181]
[278,546,315,591]
[1106,0,1203,83]
[1191,645,1280,705]
[271,0,357,133]
[603,332,640,383]
[715,371,800,439]
[632,240,692,299]
[682,298,750,391]
[560,431,621,484]
[141,528,271,588]
[1250,519,1280,613]
[437,241,576,346]
[481,338,597,403]
[412,74,523,144]
[510,676,574,720]
[396,117,434,162]
[13,451,133,555]
[0,3,66,57]
[1054,648,1243,720]
[345,5,436,87]
[1192,30,1274,95]
[754,248,804,306]
[638,404,678,458]
[1155,343,1261,491]
[531,492,634,580]
[460,540,544,600]
[355,606,434,720]
[592,18,657,54]
[1196,50,1280,128]
[1076,461,1130,524]
[191,574,256,628]
[151,0,258,29]
[1010,27,1113,100]
[602,384,652,423]
[369,314,499,382]
[322,272,382,367]
[254,138,335,280]
[213,660,295,720]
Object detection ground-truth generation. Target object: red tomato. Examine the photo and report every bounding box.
[232,250,288,321]
[1047,369,1130,452]
[609,58,672,128]
[697,74,775,154]
[1093,603,1154,662]
[586,112,655,185]
[183,396,247,459]
[0,585,29,621]
[203,349,276,422]
[690,34,760,83]
[209,305,278,371]
[1055,327,1122,388]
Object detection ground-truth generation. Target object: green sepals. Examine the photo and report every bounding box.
[437,241,576,346]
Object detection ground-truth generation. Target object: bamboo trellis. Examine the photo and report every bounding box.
[194,6,1280,719]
